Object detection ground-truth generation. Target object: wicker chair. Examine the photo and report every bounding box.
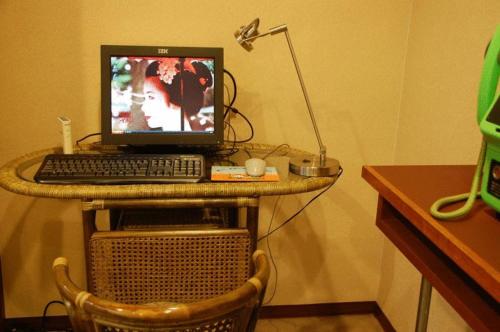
[53,229,269,332]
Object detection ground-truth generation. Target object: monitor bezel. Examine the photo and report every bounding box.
[100,45,224,147]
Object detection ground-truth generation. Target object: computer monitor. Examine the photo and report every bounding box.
[100,45,224,150]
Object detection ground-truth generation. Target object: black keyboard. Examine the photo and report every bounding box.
[34,154,206,184]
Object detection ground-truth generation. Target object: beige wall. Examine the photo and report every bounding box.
[0,0,410,318]
[0,0,496,330]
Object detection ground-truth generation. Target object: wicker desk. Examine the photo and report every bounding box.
[0,144,336,199]
[0,143,338,298]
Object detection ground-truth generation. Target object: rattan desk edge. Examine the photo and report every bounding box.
[0,145,337,199]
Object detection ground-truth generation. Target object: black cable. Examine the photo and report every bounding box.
[243,144,290,160]
[261,144,290,160]
[264,196,281,305]
[223,69,237,108]
[115,209,125,230]
[222,68,254,143]
[223,120,238,156]
[208,122,239,163]
[224,106,254,143]
[223,106,232,119]
[213,147,239,159]
[223,83,233,142]
[258,167,343,241]
[76,132,101,148]
[41,300,65,331]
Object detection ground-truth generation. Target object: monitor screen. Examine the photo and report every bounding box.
[101,45,224,148]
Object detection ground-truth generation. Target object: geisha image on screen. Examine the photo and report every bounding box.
[110,56,215,134]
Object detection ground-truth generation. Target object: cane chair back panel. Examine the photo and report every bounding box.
[53,246,269,332]
[89,229,251,304]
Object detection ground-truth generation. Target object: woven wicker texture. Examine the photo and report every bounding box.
[90,229,251,304]
[95,316,239,332]
[0,143,338,199]
[53,229,269,332]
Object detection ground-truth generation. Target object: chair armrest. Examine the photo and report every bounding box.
[53,252,270,328]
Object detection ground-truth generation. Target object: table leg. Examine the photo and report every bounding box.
[0,257,5,332]
[82,208,97,292]
[109,208,122,230]
[246,205,259,253]
[246,203,263,332]
[415,275,432,332]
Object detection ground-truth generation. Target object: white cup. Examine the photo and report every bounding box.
[245,158,266,177]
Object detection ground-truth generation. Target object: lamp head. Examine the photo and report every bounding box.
[234,18,260,51]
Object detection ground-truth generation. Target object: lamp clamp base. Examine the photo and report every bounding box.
[289,155,340,177]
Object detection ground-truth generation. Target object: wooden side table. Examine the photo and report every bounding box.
[362,165,499,332]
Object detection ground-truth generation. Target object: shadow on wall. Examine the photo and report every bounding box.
[332,185,383,269]
[1,195,82,316]
[375,239,420,332]
[0,0,85,317]
[0,1,86,160]
[261,193,336,301]
[259,180,381,302]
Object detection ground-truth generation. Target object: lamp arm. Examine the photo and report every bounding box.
[283,29,327,164]
[242,24,328,165]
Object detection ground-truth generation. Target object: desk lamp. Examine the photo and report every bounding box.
[234,18,340,177]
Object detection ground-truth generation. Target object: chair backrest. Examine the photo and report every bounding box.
[53,229,269,332]
[90,229,252,304]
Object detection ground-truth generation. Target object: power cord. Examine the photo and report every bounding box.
[41,300,65,332]
[243,143,290,159]
[224,105,254,143]
[210,121,239,161]
[223,121,238,155]
[76,132,101,149]
[261,167,343,303]
[258,167,343,242]
[263,196,281,305]
[223,69,254,144]
[223,69,237,108]
[261,144,290,160]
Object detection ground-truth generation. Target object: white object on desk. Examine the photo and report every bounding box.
[245,158,266,177]
[266,156,290,179]
[58,116,73,154]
